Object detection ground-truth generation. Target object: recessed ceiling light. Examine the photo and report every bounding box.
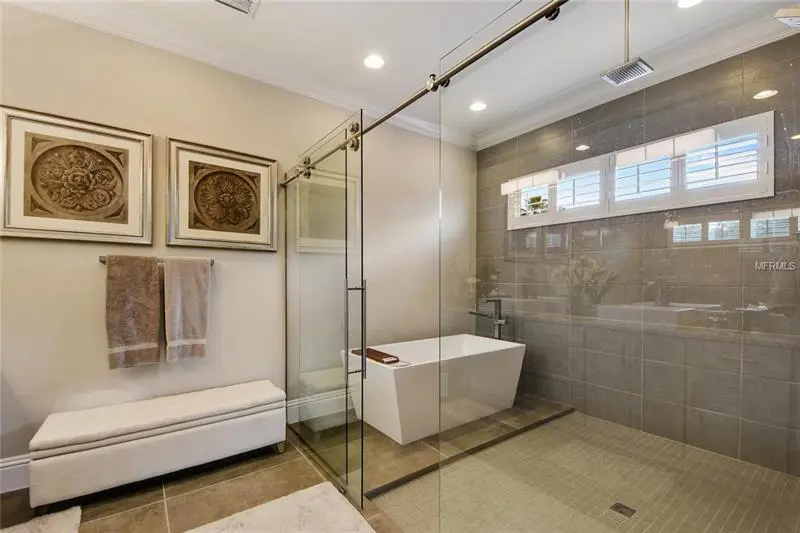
[792,133,800,140]
[576,144,591,152]
[363,54,384,69]
[753,89,779,100]
[469,101,487,112]
[677,0,703,8]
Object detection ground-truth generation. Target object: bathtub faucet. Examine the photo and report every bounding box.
[469,297,507,339]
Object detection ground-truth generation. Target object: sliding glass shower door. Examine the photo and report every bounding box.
[285,111,365,506]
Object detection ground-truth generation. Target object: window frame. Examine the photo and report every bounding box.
[504,111,774,231]
[612,155,678,216]
[554,157,608,219]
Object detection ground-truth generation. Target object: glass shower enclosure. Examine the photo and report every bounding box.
[284,110,366,506]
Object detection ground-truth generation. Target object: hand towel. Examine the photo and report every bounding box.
[105,255,161,369]
[164,257,212,362]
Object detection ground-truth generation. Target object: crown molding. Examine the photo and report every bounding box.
[17,4,475,149]
[474,19,793,152]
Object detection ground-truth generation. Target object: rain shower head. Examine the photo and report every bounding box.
[601,57,654,87]
[602,0,654,87]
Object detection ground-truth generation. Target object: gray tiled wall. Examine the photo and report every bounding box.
[474,34,800,475]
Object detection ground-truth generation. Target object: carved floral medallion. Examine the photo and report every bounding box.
[24,133,128,223]
[189,161,260,234]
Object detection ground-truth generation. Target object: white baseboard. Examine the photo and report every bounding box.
[286,389,351,426]
[0,454,30,493]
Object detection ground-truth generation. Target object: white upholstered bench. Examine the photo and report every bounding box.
[28,380,286,507]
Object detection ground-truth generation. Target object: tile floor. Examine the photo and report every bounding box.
[292,394,572,496]
[0,441,402,533]
[374,412,800,533]
[0,396,570,533]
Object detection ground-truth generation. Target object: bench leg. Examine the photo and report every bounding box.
[274,442,286,454]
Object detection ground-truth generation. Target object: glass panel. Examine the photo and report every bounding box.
[430,4,800,533]
[615,156,671,202]
[438,5,554,533]
[686,133,760,189]
[285,111,364,505]
[750,214,792,239]
[344,110,365,505]
[672,222,703,243]
[708,220,740,241]
[556,169,601,210]
[365,3,798,532]
[520,184,550,216]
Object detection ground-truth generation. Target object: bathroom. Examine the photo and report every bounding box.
[1,1,798,532]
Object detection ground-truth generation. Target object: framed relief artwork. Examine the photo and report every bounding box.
[296,169,360,253]
[167,139,277,251]
[0,106,153,244]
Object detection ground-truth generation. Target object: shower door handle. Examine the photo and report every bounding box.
[361,279,366,380]
[344,278,350,383]
[346,279,367,379]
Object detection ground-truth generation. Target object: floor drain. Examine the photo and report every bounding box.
[610,502,637,518]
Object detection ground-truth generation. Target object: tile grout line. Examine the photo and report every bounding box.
[80,500,163,526]
[164,455,309,503]
[79,448,305,528]
[162,483,171,533]
[379,411,797,533]
[759,475,789,533]
[79,446,303,527]
[420,439,444,457]
[287,439,329,486]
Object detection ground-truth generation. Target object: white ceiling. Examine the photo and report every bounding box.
[21,0,796,150]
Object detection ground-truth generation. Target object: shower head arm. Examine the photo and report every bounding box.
[624,0,630,63]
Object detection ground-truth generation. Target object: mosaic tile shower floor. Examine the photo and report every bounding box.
[375,412,800,533]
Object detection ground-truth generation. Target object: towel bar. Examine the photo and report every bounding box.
[99,256,214,265]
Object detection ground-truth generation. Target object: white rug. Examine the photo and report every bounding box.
[187,482,375,533]
[1,507,80,533]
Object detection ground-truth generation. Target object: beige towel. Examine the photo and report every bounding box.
[164,258,211,362]
[105,255,161,369]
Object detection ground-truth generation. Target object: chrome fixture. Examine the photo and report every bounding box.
[601,0,654,87]
[602,58,654,87]
[99,256,215,265]
[469,297,507,339]
[214,0,260,16]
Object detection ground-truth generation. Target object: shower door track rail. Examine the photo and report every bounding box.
[280,0,569,188]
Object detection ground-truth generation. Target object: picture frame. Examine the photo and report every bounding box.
[0,106,153,244]
[296,169,360,253]
[167,138,277,251]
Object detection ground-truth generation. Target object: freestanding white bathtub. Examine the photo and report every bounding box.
[346,334,525,445]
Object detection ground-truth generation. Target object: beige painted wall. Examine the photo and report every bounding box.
[0,5,476,458]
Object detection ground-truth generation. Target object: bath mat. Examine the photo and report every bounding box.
[187,482,375,532]
[1,507,80,533]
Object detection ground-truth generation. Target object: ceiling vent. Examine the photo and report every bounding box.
[602,58,654,87]
[215,0,260,16]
